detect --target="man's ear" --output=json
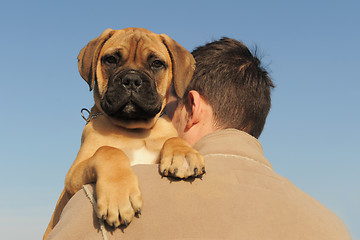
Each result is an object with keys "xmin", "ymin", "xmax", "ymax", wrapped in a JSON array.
[
  {"xmin": 185, "ymin": 90, "xmax": 202, "ymax": 129},
  {"xmin": 160, "ymin": 34, "xmax": 195, "ymax": 98},
  {"xmin": 77, "ymin": 29, "xmax": 115, "ymax": 91}
]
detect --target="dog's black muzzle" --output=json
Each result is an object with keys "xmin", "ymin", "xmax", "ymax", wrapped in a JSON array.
[{"xmin": 101, "ymin": 69, "xmax": 162, "ymax": 121}]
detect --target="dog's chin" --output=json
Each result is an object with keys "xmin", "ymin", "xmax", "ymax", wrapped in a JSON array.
[
  {"xmin": 109, "ymin": 113, "xmax": 161, "ymax": 130},
  {"xmin": 99, "ymin": 95, "xmax": 163, "ymax": 129}
]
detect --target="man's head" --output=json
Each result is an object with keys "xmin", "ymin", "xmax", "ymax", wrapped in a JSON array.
[{"xmin": 166, "ymin": 37, "xmax": 274, "ymax": 145}]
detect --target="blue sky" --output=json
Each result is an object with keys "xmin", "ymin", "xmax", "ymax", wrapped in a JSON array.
[{"xmin": 1, "ymin": 0, "xmax": 359, "ymax": 239}]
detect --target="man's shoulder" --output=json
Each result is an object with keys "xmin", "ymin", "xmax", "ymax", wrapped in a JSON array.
[
  {"xmin": 50, "ymin": 159, "xmax": 351, "ymax": 240},
  {"xmin": 125, "ymin": 158, "xmax": 351, "ymax": 240}
]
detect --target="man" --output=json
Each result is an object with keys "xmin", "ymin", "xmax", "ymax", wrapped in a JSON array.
[{"xmin": 47, "ymin": 38, "xmax": 351, "ymax": 240}]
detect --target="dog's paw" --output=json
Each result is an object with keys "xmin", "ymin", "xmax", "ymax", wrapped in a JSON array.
[
  {"xmin": 160, "ymin": 137, "xmax": 205, "ymax": 178},
  {"xmin": 95, "ymin": 166, "xmax": 142, "ymax": 228}
]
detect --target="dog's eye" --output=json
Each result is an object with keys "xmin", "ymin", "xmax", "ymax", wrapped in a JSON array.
[
  {"xmin": 103, "ymin": 56, "xmax": 117, "ymax": 65},
  {"xmin": 151, "ymin": 60, "xmax": 165, "ymax": 69}
]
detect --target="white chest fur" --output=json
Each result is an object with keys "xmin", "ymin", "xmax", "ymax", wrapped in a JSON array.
[{"xmin": 126, "ymin": 146, "xmax": 160, "ymax": 166}]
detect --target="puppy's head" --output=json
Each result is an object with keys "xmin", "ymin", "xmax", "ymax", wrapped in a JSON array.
[{"xmin": 77, "ymin": 28, "xmax": 195, "ymax": 129}]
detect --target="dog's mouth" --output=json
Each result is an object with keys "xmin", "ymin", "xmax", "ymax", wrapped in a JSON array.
[
  {"xmin": 100, "ymin": 70, "xmax": 163, "ymax": 122},
  {"xmin": 103, "ymin": 97, "xmax": 162, "ymax": 121}
]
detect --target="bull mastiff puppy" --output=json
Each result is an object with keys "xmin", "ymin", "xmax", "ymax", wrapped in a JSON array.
[{"xmin": 43, "ymin": 28, "xmax": 205, "ymax": 239}]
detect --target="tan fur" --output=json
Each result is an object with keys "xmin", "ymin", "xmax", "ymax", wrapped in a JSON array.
[{"xmin": 43, "ymin": 28, "xmax": 204, "ymax": 239}]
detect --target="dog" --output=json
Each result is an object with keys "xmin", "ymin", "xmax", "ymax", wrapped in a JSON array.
[{"xmin": 43, "ymin": 28, "xmax": 205, "ymax": 239}]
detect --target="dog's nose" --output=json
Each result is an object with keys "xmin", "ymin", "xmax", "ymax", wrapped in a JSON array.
[{"xmin": 122, "ymin": 74, "xmax": 142, "ymax": 90}]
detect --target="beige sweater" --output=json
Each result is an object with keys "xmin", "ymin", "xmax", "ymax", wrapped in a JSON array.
[{"xmin": 48, "ymin": 129, "xmax": 351, "ymax": 240}]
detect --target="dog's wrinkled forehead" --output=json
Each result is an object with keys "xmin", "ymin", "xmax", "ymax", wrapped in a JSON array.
[{"xmin": 100, "ymin": 29, "xmax": 170, "ymax": 64}]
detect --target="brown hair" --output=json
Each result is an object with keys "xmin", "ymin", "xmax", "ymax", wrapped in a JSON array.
[{"xmin": 184, "ymin": 37, "xmax": 274, "ymax": 138}]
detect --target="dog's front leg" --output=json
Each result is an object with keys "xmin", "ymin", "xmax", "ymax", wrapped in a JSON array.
[
  {"xmin": 160, "ymin": 137, "xmax": 205, "ymax": 178},
  {"xmin": 65, "ymin": 146, "xmax": 142, "ymax": 227}
]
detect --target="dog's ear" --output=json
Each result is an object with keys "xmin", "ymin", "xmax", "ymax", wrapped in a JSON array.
[
  {"xmin": 160, "ymin": 34, "xmax": 195, "ymax": 98},
  {"xmin": 77, "ymin": 29, "xmax": 115, "ymax": 91}
]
